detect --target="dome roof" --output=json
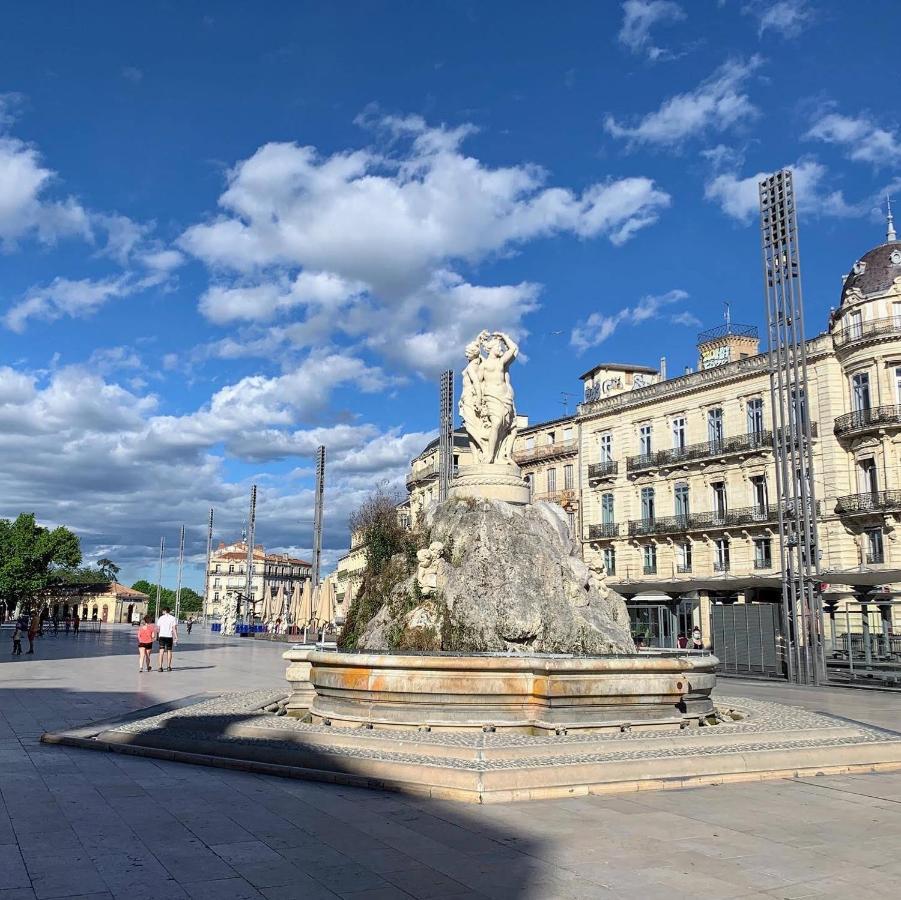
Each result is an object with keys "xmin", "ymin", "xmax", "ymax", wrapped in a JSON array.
[{"xmin": 840, "ymin": 240, "xmax": 901, "ymax": 305}]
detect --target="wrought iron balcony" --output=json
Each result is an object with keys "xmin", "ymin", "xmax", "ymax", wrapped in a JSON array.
[
  {"xmin": 834, "ymin": 405, "xmax": 901, "ymax": 437},
  {"xmin": 754, "ymin": 558, "xmax": 773, "ymax": 570},
  {"xmin": 533, "ymin": 489, "xmax": 578, "ymax": 506},
  {"xmin": 676, "ymin": 564, "xmax": 692, "ymax": 574},
  {"xmin": 833, "ymin": 316, "xmax": 901, "ymax": 349},
  {"xmin": 866, "ymin": 551, "xmax": 886, "ymax": 565},
  {"xmin": 587, "ymin": 522, "xmax": 619, "ymax": 539},
  {"xmin": 513, "ymin": 438, "xmax": 577, "ymax": 465},
  {"xmin": 626, "ymin": 430, "xmax": 773, "ymax": 473},
  {"xmin": 835, "ymin": 491, "xmax": 901, "ymax": 515},
  {"xmin": 587, "ymin": 460, "xmax": 618, "ymax": 480},
  {"xmin": 643, "ymin": 564, "xmax": 657, "ymax": 575},
  {"xmin": 713, "ymin": 560, "xmax": 730, "ymax": 573},
  {"xmin": 626, "ymin": 502, "xmax": 816, "ymax": 537}
]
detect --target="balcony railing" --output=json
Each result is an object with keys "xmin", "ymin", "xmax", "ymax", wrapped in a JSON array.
[
  {"xmin": 513, "ymin": 439, "xmax": 577, "ymax": 465},
  {"xmin": 866, "ymin": 551, "xmax": 886, "ymax": 565},
  {"xmin": 626, "ymin": 430, "xmax": 772, "ymax": 473},
  {"xmin": 587, "ymin": 460, "xmax": 618, "ymax": 480},
  {"xmin": 833, "ymin": 316, "xmax": 901, "ymax": 349},
  {"xmin": 405, "ymin": 460, "xmax": 439, "ymax": 488},
  {"xmin": 643, "ymin": 564, "xmax": 657, "ymax": 575},
  {"xmin": 713, "ymin": 560, "xmax": 730, "ymax": 573},
  {"xmin": 627, "ymin": 502, "xmax": 817, "ymax": 536},
  {"xmin": 676, "ymin": 564, "xmax": 692, "ymax": 574},
  {"xmin": 754, "ymin": 558, "xmax": 773, "ymax": 570},
  {"xmin": 835, "ymin": 491, "xmax": 901, "ymax": 515},
  {"xmin": 587, "ymin": 522, "xmax": 619, "ymax": 539},
  {"xmin": 835, "ymin": 405, "xmax": 901, "ymax": 437}
]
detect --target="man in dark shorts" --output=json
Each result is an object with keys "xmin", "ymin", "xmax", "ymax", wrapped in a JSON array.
[{"xmin": 156, "ymin": 606, "xmax": 178, "ymax": 671}]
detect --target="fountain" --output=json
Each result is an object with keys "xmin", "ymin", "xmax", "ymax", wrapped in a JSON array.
[{"xmin": 286, "ymin": 330, "xmax": 716, "ymax": 733}]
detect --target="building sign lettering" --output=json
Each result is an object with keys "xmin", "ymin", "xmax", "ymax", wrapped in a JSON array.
[{"xmin": 700, "ymin": 345, "xmax": 731, "ymax": 369}]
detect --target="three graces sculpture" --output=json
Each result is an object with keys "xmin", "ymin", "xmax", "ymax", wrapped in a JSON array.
[{"xmin": 459, "ymin": 330, "xmax": 520, "ymax": 465}]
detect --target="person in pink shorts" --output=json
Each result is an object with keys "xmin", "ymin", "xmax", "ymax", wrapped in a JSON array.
[{"xmin": 137, "ymin": 615, "xmax": 157, "ymax": 672}]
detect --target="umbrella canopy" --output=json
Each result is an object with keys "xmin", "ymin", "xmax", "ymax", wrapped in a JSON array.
[
  {"xmin": 300, "ymin": 578, "xmax": 314, "ymax": 625},
  {"xmin": 288, "ymin": 581, "xmax": 302, "ymax": 624},
  {"xmin": 315, "ymin": 579, "xmax": 333, "ymax": 625},
  {"xmin": 274, "ymin": 583, "xmax": 286, "ymax": 622},
  {"xmin": 259, "ymin": 582, "xmax": 273, "ymax": 623}
]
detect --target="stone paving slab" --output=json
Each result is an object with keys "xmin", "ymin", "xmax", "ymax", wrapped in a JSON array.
[{"xmin": 3, "ymin": 625, "xmax": 901, "ymax": 897}]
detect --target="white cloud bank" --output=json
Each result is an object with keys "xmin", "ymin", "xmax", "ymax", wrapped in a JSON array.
[{"xmin": 618, "ymin": 0, "xmax": 686, "ymax": 61}]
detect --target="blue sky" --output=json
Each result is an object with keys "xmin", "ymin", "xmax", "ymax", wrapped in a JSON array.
[{"xmin": 1, "ymin": 1, "xmax": 899, "ymax": 588}]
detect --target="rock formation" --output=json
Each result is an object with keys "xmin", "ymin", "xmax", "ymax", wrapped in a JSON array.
[{"xmin": 359, "ymin": 498, "xmax": 634, "ymax": 655}]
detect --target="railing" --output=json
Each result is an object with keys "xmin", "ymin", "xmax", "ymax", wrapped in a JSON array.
[
  {"xmin": 587, "ymin": 522, "xmax": 619, "ymax": 539},
  {"xmin": 835, "ymin": 405, "xmax": 901, "ymax": 436},
  {"xmin": 833, "ymin": 316, "xmax": 901, "ymax": 349},
  {"xmin": 866, "ymin": 552, "xmax": 886, "ymax": 565},
  {"xmin": 405, "ymin": 461, "xmax": 440, "ymax": 488},
  {"xmin": 513, "ymin": 439, "xmax": 577, "ymax": 465},
  {"xmin": 676, "ymin": 564, "xmax": 692, "ymax": 574},
  {"xmin": 627, "ymin": 502, "xmax": 818, "ymax": 536},
  {"xmin": 713, "ymin": 560, "xmax": 730, "ymax": 573},
  {"xmin": 754, "ymin": 559, "xmax": 773, "ymax": 570},
  {"xmin": 697, "ymin": 323, "xmax": 758, "ymax": 343},
  {"xmin": 643, "ymin": 564, "xmax": 657, "ymax": 575},
  {"xmin": 626, "ymin": 430, "xmax": 772, "ymax": 472},
  {"xmin": 587, "ymin": 460, "xmax": 618, "ymax": 479},
  {"xmin": 835, "ymin": 491, "xmax": 901, "ymax": 515}
]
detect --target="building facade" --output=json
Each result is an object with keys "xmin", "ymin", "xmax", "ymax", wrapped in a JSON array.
[
  {"xmin": 400, "ymin": 223, "xmax": 901, "ymax": 670},
  {"xmin": 46, "ymin": 582, "xmax": 149, "ymax": 623},
  {"xmin": 204, "ymin": 540, "xmax": 311, "ymax": 621}
]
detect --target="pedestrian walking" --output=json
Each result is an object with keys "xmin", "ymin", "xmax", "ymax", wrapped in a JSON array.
[
  {"xmin": 186, "ymin": 617, "xmax": 194, "ymax": 635},
  {"xmin": 26, "ymin": 610, "xmax": 40, "ymax": 654},
  {"xmin": 156, "ymin": 606, "xmax": 178, "ymax": 672},
  {"xmin": 137, "ymin": 615, "xmax": 156, "ymax": 672},
  {"xmin": 64, "ymin": 617, "xmax": 70, "ymax": 634},
  {"xmin": 12, "ymin": 621, "xmax": 23, "ymax": 655},
  {"xmin": 73, "ymin": 612, "xmax": 80, "ymax": 634}
]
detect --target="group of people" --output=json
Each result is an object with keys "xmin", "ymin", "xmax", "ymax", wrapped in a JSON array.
[
  {"xmin": 136, "ymin": 607, "xmax": 179, "ymax": 672},
  {"xmin": 11, "ymin": 609, "xmax": 80, "ymax": 656}
]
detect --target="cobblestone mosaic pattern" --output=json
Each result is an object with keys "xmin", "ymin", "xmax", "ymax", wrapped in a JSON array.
[{"xmin": 92, "ymin": 691, "xmax": 901, "ymax": 772}]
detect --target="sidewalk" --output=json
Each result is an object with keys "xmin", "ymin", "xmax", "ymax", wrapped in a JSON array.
[{"xmin": 1, "ymin": 625, "xmax": 900, "ymax": 899}]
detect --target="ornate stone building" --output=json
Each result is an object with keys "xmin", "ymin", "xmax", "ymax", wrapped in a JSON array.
[{"xmin": 204, "ymin": 540, "xmax": 311, "ymax": 621}]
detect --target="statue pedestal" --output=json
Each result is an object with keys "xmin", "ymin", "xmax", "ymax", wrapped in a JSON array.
[{"xmin": 448, "ymin": 463, "xmax": 530, "ymax": 505}]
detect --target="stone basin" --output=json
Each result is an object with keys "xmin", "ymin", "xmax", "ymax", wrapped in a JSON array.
[{"xmin": 285, "ymin": 649, "xmax": 717, "ymax": 734}]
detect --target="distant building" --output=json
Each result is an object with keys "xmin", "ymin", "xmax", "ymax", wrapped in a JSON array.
[
  {"xmin": 45, "ymin": 582, "xmax": 149, "ymax": 623},
  {"xmin": 204, "ymin": 540, "xmax": 311, "ymax": 621}
]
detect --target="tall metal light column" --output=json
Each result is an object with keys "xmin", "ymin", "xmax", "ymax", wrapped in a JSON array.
[
  {"xmin": 759, "ymin": 168, "xmax": 825, "ymax": 685},
  {"xmin": 174, "ymin": 525, "xmax": 186, "ymax": 620},
  {"xmin": 311, "ymin": 446, "xmax": 326, "ymax": 589},
  {"xmin": 243, "ymin": 485, "xmax": 257, "ymax": 622},
  {"xmin": 438, "ymin": 369, "xmax": 454, "ymax": 501},
  {"xmin": 154, "ymin": 536, "xmax": 165, "ymax": 619},
  {"xmin": 202, "ymin": 507, "xmax": 214, "ymax": 624}
]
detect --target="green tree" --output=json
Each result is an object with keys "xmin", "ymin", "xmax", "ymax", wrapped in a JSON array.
[
  {"xmin": 53, "ymin": 566, "xmax": 108, "ymax": 585},
  {"xmin": 96, "ymin": 557, "xmax": 121, "ymax": 581},
  {"xmin": 0, "ymin": 513, "xmax": 82, "ymax": 615},
  {"xmin": 131, "ymin": 582, "xmax": 204, "ymax": 616}
]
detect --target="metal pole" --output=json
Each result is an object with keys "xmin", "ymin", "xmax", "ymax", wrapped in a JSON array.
[
  {"xmin": 202, "ymin": 507, "xmax": 213, "ymax": 624},
  {"xmin": 312, "ymin": 447, "xmax": 326, "ymax": 589},
  {"xmin": 174, "ymin": 525, "xmax": 185, "ymax": 621},
  {"xmin": 154, "ymin": 536, "xmax": 165, "ymax": 620},
  {"xmin": 439, "ymin": 370, "xmax": 454, "ymax": 501},
  {"xmin": 244, "ymin": 485, "xmax": 257, "ymax": 623}
]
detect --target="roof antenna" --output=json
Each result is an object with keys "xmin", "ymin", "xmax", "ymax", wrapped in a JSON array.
[{"xmin": 887, "ymin": 196, "xmax": 897, "ymax": 243}]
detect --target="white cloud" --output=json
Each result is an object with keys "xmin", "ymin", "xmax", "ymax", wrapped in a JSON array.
[
  {"xmin": 704, "ymin": 158, "xmax": 856, "ymax": 223},
  {"xmin": 806, "ymin": 111, "xmax": 901, "ymax": 169},
  {"xmin": 618, "ymin": 0, "xmax": 685, "ymax": 60},
  {"xmin": 605, "ymin": 56, "xmax": 763, "ymax": 147},
  {"xmin": 121, "ymin": 66, "xmax": 144, "ymax": 83},
  {"xmin": 181, "ymin": 115, "xmax": 670, "ymax": 375},
  {"xmin": 4, "ymin": 276, "xmax": 132, "ymax": 332},
  {"xmin": 745, "ymin": 1, "xmax": 813, "ymax": 38},
  {"xmin": 570, "ymin": 289, "xmax": 690, "ymax": 352}
]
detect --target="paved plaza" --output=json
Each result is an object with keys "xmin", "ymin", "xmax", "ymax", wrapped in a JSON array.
[{"xmin": 1, "ymin": 626, "xmax": 900, "ymax": 899}]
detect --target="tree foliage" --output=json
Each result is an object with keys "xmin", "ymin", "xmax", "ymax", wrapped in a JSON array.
[
  {"xmin": 52, "ymin": 566, "xmax": 109, "ymax": 585},
  {"xmin": 339, "ymin": 486, "xmax": 418, "ymax": 650},
  {"xmin": 96, "ymin": 558, "xmax": 121, "ymax": 580},
  {"xmin": 132, "ymin": 581, "xmax": 204, "ymax": 617},
  {"xmin": 0, "ymin": 513, "xmax": 81, "ymax": 613}
]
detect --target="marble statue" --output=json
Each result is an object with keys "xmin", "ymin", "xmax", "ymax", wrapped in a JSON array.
[
  {"xmin": 459, "ymin": 330, "xmax": 519, "ymax": 465},
  {"xmin": 415, "ymin": 541, "xmax": 445, "ymax": 597},
  {"xmin": 221, "ymin": 594, "xmax": 237, "ymax": 636},
  {"xmin": 450, "ymin": 330, "xmax": 530, "ymax": 505}
]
